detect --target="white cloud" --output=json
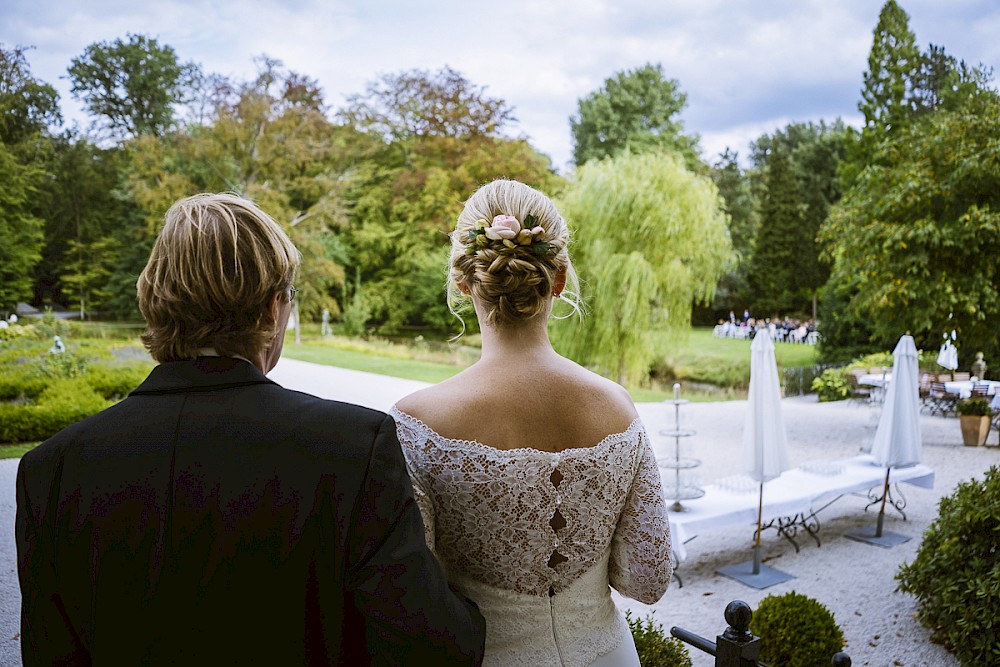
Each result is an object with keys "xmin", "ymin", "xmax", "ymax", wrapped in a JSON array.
[{"xmin": 2, "ymin": 0, "xmax": 998, "ymax": 169}]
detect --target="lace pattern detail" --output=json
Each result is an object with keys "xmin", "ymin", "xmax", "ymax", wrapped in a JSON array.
[{"xmin": 391, "ymin": 405, "xmax": 671, "ymax": 602}]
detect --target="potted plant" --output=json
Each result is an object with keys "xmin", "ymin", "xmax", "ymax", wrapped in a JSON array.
[{"xmin": 956, "ymin": 397, "xmax": 992, "ymax": 446}]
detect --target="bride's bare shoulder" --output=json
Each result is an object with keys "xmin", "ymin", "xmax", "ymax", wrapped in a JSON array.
[
  {"xmin": 394, "ymin": 371, "xmax": 474, "ymax": 420},
  {"xmin": 555, "ymin": 358, "xmax": 639, "ymax": 423}
]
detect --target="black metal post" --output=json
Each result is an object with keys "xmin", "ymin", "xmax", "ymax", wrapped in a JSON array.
[
  {"xmin": 715, "ymin": 601, "xmax": 761, "ymax": 666},
  {"xmin": 671, "ymin": 600, "xmax": 852, "ymax": 667}
]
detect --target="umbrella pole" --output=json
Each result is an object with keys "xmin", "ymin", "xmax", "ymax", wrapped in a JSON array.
[
  {"xmin": 876, "ymin": 468, "xmax": 891, "ymax": 538},
  {"xmin": 753, "ymin": 482, "xmax": 764, "ymax": 575}
]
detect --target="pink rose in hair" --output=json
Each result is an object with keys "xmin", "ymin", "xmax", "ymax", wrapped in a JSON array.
[{"xmin": 485, "ymin": 214, "xmax": 521, "ymax": 240}]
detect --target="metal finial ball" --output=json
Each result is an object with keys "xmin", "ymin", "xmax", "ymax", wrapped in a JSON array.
[
  {"xmin": 724, "ymin": 600, "xmax": 753, "ymax": 633},
  {"xmin": 832, "ymin": 652, "xmax": 852, "ymax": 666}
]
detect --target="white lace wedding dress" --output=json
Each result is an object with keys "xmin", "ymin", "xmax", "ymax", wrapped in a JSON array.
[{"xmin": 391, "ymin": 407, "xmax": 672, "ymax": 667}]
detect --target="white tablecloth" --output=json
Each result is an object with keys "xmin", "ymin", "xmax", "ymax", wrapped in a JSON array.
[
  {"xmin": 858, "ymin": 373, "xmax": 891, "ymax": 387},
  {"xmin": 666, "ymin": 455, "xmax": 934, "ymax": 561},
  {"xmin": 944, "ymin": 379, "xmax": 1000, "ymax": 399}
]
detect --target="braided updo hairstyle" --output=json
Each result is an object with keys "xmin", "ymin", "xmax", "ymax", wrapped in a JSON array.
[{"xmin": 448, "ymin": 179, "xmax": 580, "ymax": 328}]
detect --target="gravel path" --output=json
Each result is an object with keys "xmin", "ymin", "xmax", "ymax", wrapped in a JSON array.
[
  {"xmin": 1, "ymin": 358, "xmax": 995, "ymax": 666},
  {"xmin": 623, "ymin": 396, "xmax": 996, "ymax": 667}
]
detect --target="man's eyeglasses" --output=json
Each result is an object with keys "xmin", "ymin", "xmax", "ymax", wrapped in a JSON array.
[{"xmin": 288, "ymin": 287, "xmax": 298, "ymax": 303}]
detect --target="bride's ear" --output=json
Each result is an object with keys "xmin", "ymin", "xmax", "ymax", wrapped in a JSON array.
[
  {"xmin": 553, "ymin": 268, "xmax": 567, "ymax": 298},
  {"xmin": 457, "ymin": 281, "xmax": 472, "ymax": 295}
]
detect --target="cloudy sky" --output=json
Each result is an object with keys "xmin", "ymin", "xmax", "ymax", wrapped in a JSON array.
[{"xmin": 3, "ymin": 0, "xmax": 999, "ymax": 171}]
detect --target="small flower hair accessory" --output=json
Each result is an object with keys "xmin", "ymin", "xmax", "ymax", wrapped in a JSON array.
[{"xmin": 464, "ymin": 214, "xmax": 553, "ymax": 257}]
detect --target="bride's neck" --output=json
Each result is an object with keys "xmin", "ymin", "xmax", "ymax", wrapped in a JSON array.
[{"xmin": 477, "ymin": 314, "xmax": 556, "ymax": 363}]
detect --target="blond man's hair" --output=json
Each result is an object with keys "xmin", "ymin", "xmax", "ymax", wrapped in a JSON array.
[
  {"xmin": 137, "ymin": 193, "xmax": 300, "ymax": 363},
  {"xmin": 449, "ymin": 179, "xmax": 580, "ymax": 328}
]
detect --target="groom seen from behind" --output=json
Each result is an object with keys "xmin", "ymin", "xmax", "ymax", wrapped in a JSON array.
[{"xmin": 15, "ymin": 193, "xmax": 485, "ymax": 666}]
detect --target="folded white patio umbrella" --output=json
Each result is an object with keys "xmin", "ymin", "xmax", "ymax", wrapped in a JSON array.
[
  {"xmin": 743, "ymin": 329, "xmax": 790, "ymax": 482},
  {"xmin": 850, "ymin": 334, "xmax": 922, "ymax": 547},
  {"xmin": 719, "ymin": 330, "xmax": 793, "ymax": 587},
  {"xmin": 871, "ymin": 335, "xmax": 922, "ymax": 468}
]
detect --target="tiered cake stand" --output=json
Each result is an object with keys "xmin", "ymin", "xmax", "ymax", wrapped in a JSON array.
[{"xmin": 659, "ymin": 384, "xmax": 705, "ymax": 512}]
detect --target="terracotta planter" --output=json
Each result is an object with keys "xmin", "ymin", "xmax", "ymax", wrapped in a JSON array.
[{"xmin": 959, "ymin": 415, "xmax": 991, "ymax": 446}]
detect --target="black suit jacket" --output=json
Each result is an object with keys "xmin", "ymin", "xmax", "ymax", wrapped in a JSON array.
[{"xmin": 16, "ymin": 357, "xmax": 485, "ymax": 665}]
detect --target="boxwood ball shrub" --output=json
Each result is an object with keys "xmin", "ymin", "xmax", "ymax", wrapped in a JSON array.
[
  {"xmin": 749, "ymin": 591, "xmax": 845, "ymax": 667},
  {"xmin": 897, "ymin": 467, "xmax": 1000, "ymax": 666},
  {"xmin": 625, "ymin": 611, "xmax": 692, "ymax": 667}
]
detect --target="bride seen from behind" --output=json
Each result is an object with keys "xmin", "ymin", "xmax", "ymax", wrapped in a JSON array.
[{"xmin": 392, "ymin": 179, "xmax": 671, "ymax": 666}]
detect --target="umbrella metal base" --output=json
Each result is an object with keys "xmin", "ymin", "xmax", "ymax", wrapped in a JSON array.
[
  {"xmin": 717, "ymin": 561, "xmax": 795, "ymax": 589},
  {"xmin": 845, "ymin": 528, "xmax": 911, "ymax": 548}
]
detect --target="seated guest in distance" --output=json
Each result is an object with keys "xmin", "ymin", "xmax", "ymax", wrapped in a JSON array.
[{"xmin": 16, "ymin": 193, "xmax": 485, "ymax": 666}]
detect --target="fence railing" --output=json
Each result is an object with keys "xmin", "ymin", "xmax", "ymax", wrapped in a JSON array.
[
  {"xmin": 671, "ymin": 600, "xmax": 851, "ymax": 667},
  {"xmin": 782, "ymin": 361, "xmax": 849, "ymax": 396}
]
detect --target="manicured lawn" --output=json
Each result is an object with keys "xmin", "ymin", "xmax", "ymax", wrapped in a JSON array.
[
  {"xmin": 654, "ymin": 327, "xmax": 820, "ymax": 390},
  {"xmin": 281, "ymin": 327, "xmax": 820, "ymax": 403},
  {"xmin": 282, "ymin": 343, "xmax": 464, "ymax": 385},
  {"xmin": 0, "ymin": 443, "xmax": 38, "ymax": 459}
]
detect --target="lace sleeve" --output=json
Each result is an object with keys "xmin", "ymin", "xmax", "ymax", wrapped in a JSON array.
[
  {"xmin": 609, "ymin": 429, "xmax": 672, "ymax": 603},
  {"xmin": 394, "ymin": 424, "xmax": 436, "ymax": 552}
]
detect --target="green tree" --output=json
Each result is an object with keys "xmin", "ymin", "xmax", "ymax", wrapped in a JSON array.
[
  {"xmin": 820, "ymin": 92, "xmax": 1000, "ymax": 365},
  {"xmin": 0, "ymin": 44, "xmax": 60, "ymax": 312},
  {"xmin": 859, "ymin": 0, "xmax": 922, "ymax": 137},
  {"xmin": 343, "ymin": 133, "xmax": 561, "ymax": 334},
  {"xmin": 570, "ymin": 63, "xmax": 700, "ymax": 169},
  {"xmin": 36, "ymin": 136, "xmax": 129, "ymax": 315},
  {"xmin": 747, "ymin": 141, "xmax": 804, "ymax": 317},
  {"xmin": 0, "ymin": 44, "xmax": 61, "ymax": 145},
  {"xmin": 710, "ymin": 149, "xmax": 759, "ymax": 314},
  {"xmin": 119, "ymin": 57, "xmax": 351, "ymax": 321},
  {"xmin": 0, "ymin": 143, "xmax": 45, "ymax": 312},
  {"xmin": 337, "ymin": 67, "xmax": 559, "ymax": 334},
  {"xmin": 553, "ymin": 151, "xmax": 731, "ymax": 385},
  {"xmin": 747, "ymin": 121, "xmax": 846, "ymax": 318},
  {"xmin": 68, "ymin": 34, "xmax": 199, "ymax": 141},
  {"xmin": 339, "ymin": 65, "xmax": 515, "ymax": 142}
]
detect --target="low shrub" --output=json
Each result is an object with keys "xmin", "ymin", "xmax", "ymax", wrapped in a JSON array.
[
  {"xmin": 956, "ymin": 397, "xmax": 992, "ymax": 417},
  {"xmin": 897, "ymin": 467, "xmax": 1000, "ymax": 666},
  {"xmin": 0, "ymin": 379, "xmax": 111, "ymax": 443},
  {"xmin": 811, "ymin": 368, "xmax": 850, "ymax": 402},
  {"xmin": 625, "ymin": 611, "xmax": 692, "ymax": 667},
  {"xmin": 35, "ymin": 351, "xmax": 90, "ymax": 378},
  {"xmin": 0, "ymin": 372, "xmax": 47, "ymax": 401},
  {"xmin": 749, "ymin": 591, "xmax": 845, "ymax": 667},
  {"xmin": 85, "ymin": 364, "xmax": 149, "ymax": 399}
]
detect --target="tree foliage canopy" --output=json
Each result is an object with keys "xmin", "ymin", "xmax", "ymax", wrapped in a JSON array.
[
  {"xmin": 570, "ymin": 64, "xmax": 700, "ymax": 169},
  {"xmin": 821, "ymin": 92, "xmax": 1000, "ymax": 363},
  {"xmin": 0, "ymin": 43, "xmax": 57, "ymax": 312},
  {"xmin": 339, "ymin": 66, "xmax": 515, "ymax": 142},
  {"xmin": 747, "ymin": 121, "xmax": 847, "ymax": 317},
  {"xmin": 0, "ymin": 44, "xmax": 60, "ymax": 145},
  {"xmin": 553, "ymin": 152, "xmax": 731, "ymax": 384},
  {"xmin": 68, "ymin": 34, "xmax": 199, "ymax": 141}
]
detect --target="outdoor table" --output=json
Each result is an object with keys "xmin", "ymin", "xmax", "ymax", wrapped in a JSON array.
[
  {"xmin": 665, "ymin": 455, "xmax": 935, "ymax": 564},
  {"xmin": 944, "ymin": 379, "xmax": 1000, "ymax": 399},
  {"xmin": 858, "ymin": 373, "xmax": 891, "ymax": 388}
]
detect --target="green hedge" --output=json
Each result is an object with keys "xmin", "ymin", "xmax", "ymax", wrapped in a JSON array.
[
  {"xmin": 897, "ymin": 467, "xmax": 1000, "ymax": 666},
  {"xmin": 0, "ymin": 333, "xmax": 152, "ymax": 443},
  {"xmin": 0, "ymin": 379, "xmax": 111, "ymax": 443}
]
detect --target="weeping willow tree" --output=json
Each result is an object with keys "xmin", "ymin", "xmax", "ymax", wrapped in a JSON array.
[{"xmin": 553, "ymin": 151, "xmax": 732, "ymax": 385}]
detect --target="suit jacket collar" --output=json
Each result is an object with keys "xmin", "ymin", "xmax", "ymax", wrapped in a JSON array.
[{"xmin": 130, "ymin": 357, "xmax": 278, "ymax": 396}]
